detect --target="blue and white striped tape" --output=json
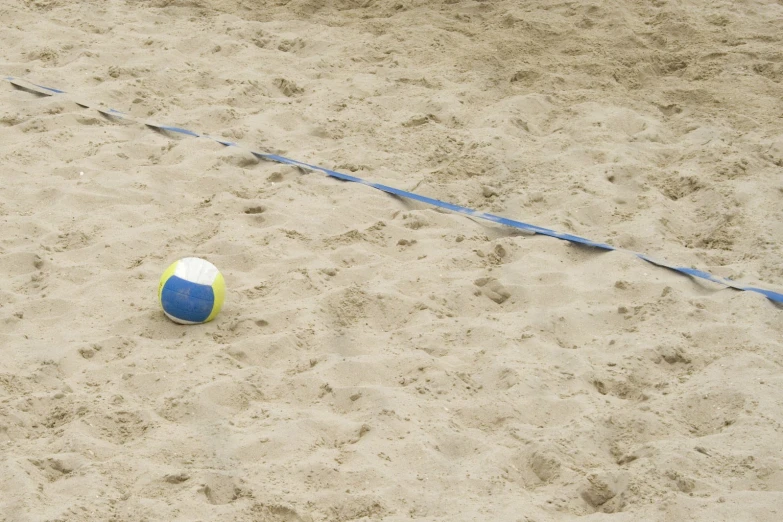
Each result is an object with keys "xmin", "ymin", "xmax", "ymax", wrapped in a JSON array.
[{"xmin": 5, "ymin": 76, "xmax": 782, "ymax": 304}]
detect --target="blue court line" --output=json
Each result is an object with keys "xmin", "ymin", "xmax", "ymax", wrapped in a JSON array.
[{"xmin": 5, "ymin": 76, "xmax": 782, "ymax": 304}]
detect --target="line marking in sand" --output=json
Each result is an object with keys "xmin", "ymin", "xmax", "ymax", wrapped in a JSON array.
[{"xmin": 5, "ymin": 76, "xmax": 782, "ymax": 304}]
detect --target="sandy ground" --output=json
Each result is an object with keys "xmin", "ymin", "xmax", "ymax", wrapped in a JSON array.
[{"xmin": 2, "ymin": 0, "xmax": 783, "ymax": 520}]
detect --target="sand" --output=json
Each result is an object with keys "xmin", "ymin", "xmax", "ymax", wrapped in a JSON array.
[{"xmin": 2, "ymin": 0, "xmax": 783, "ymax": 520}]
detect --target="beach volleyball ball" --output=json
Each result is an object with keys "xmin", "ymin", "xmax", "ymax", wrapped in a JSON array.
[{"xmin": 158, "ymin": 257, "xmax": 225, "ymax": 324}]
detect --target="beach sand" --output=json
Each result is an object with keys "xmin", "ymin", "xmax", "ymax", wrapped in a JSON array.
[{"xmin": 2, "ymin": 0, "xmax": 783, "ymax": 520}]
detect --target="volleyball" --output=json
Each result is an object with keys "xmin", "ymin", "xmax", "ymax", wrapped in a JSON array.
[{"xmin": 158, "ymin": 257, "xmax": 225, "ymax": 324}]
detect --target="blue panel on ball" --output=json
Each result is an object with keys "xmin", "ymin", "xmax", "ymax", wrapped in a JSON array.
[{"xmin": 161, "ymin": 275, "xmax": 214, "ymax": 323}]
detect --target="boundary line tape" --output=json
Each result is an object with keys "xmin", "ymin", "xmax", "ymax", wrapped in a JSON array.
[{"xmin": 5, "ymin": 76, "xmax": 782, "ymax": 304}]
